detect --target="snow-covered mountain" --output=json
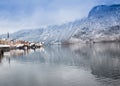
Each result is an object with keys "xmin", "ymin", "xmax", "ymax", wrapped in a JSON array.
[
  {"xmin": 0, "ymin": 21, "xmax": 79, "ymax": 44},
  {"xmin": 0, "ymin": 29, "xmax": 44, "ymax": 41},
  {"xmin": 70, "ymin": 4, "xmax": 120, "ymax": 43},
  {"xmin": 1, "ymin": 4, "xmax": 120, "ymax": 44}
]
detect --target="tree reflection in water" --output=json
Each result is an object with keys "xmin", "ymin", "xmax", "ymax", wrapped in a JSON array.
[
  {"xmin": 68, "ymin": 43, "xmax": 120, "ymax": 79},
  {"xmin": 0, "ymin": 44, "xmax": 120, "ymax": 86}
]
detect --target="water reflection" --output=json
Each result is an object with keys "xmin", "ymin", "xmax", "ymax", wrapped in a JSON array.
[
  {"xmin": 0, "ymin": 43, "xmax": 120, "ymax": 86},
  {"xmin": 1, "ymin": 49, "xmax": 39, "ymax": 64},
  {"xmin": 4, "ymin": 49, "xmax": 34, "ymax": 57},
  {"xmin": 0, "ymin": 53, "xmax": 4, "ymax": 63},
  {"xmin": 69, "ymin": 43, "xmax": 120, "ymax": 79}
]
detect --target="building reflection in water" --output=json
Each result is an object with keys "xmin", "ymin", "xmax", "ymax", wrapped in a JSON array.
[
  {"xmin": 1, "ymin": 43, "xmax": 120, "ymax": 85},
  {"xmin": 0, "ymin": 53, "xmax": 4, "ymax": 63},
  {"xmin": 2, "ymin": 43, "xmax": 120, "ymax": 81},
  {"xmin": 1, "ymin": 48, "xmax": 43, "ymax": 64}
]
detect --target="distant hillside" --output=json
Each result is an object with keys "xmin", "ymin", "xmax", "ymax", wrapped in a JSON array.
[
  {"xmin": 1, "ymin": 4, "xmax": 120, "ymax": 44},
  {"xmin": 70, "ymin": 4, "xmax": 120, "ymax": 43}
]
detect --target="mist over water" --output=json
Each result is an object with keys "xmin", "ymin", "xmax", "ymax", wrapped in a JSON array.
[{"xmin": 0, "ymin": 43, "xmax": 120, "ymax": 86}]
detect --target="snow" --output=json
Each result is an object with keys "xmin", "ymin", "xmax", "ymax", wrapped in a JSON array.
[
  {"xmin": 16, "ymin": 44, "xmax": 24, "ymax": 47},
  {"xmin": 0, "ymin": 45, "xmax": 10, "ymax": 48},
  {"xmin": 0, "ymin": 4, "xmax": 120, "ymax": 44}
]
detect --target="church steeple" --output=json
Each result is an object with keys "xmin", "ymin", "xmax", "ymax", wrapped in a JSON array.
[{"xmin": 7, "ymin": 32, "xmax": 9, "ymax": 39}]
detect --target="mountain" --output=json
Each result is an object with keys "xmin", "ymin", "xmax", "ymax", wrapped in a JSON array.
[
  {"xmin": 0, "ymin": 22, "xmax": 79, "ymax": 44},
  {"xmin": 1, "ymin": 4, "xmax": 120, "ymax": 44},
  {"xmin": 70, "ymin": 4, "xmax": 120, "ymax": 43},
  {"xmin": 0, "ymin": 29, "xmax": 44, "ymax": 42}
]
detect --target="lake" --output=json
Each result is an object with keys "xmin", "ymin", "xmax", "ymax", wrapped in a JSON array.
[{"xmin": 0, "ymin": 43, "xmax": 120, "ymax": 86}]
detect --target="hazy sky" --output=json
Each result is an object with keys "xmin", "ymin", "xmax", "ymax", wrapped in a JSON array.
[{"xmin": 0, "ymin": 0, "xmax": 120, "ymax": 34}]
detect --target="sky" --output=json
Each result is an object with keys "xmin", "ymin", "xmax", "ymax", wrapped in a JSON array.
[{"xmin": 0, "ymin": 0, "xmax": 120, "ymax": 34}]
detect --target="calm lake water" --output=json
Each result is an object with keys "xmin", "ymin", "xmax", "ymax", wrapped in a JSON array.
[{"xmin": 0, "ymin": 43, "xmax": 120, "ymax": 86}]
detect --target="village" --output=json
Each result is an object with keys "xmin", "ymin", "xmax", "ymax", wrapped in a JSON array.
[{"xmin": 0, "ymin": 33, "xmax": 44, "ymax": 54}]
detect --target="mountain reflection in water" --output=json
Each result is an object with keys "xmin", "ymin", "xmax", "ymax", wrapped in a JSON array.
[{"xmin": 0, "ymin": 43, "xmax": 120, "ymax": 86}]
